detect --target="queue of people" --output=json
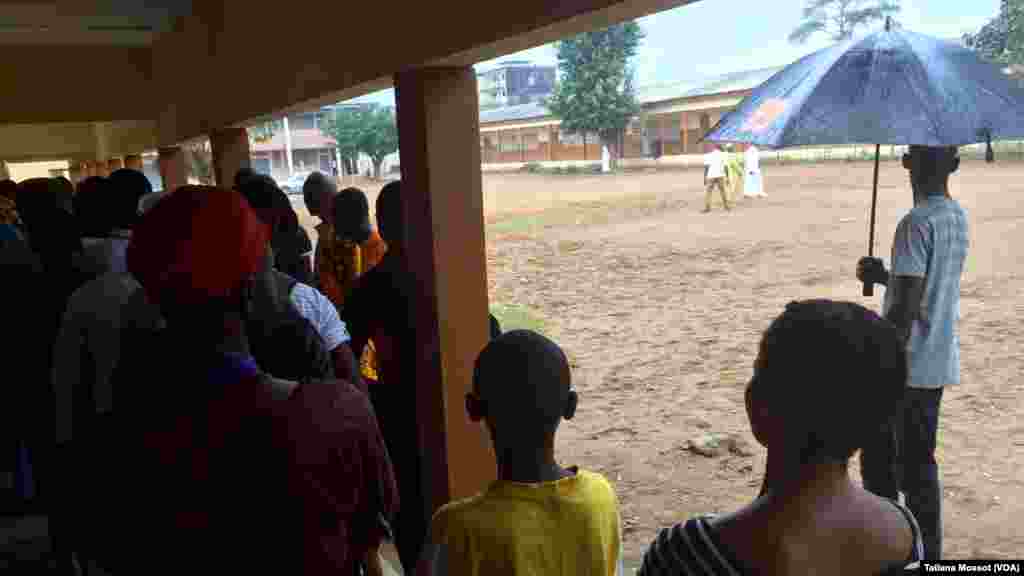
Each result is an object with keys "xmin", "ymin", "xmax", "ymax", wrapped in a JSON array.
[{"xmin": 0, "ymin": 142, "xmax": 964, "ymax": 575}]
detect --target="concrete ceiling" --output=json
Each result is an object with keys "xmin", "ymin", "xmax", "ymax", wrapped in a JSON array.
[{"xmin": 0, "ymin": 0, "xmax": 192, "ymax": 45}]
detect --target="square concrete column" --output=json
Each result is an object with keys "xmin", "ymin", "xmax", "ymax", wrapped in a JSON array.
[
  {"xmin": 91, "ymin": 160, "xmax": 109, "ymax": 178},
  {"xmin": 124, "ymin": 154, "xmax": 144, "ymax": 171},
  {"xmin": 107, "ymin": 157, "xmax": 124, "ymax": 172},
  {"xmin": 210, "ymin": 127, "xmax": 251, "ymax": 188},
  {"xmin": 158, "ymin": 146, "xmax": 188, "ymax": 193},
  {"xmin": 394, "ymin": 66, "xmax": 495, "ymax": 516},
  {"xmin": 68, "ymin": 163, "xmax": 84, "ymax": 185}
]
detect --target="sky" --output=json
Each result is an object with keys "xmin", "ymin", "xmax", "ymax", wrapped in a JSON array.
[{"xmin": 349, "ymin": 0, "xmax": 1000, "ymax": 106}]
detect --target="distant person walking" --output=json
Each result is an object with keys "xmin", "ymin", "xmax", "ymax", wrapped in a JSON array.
[
  {"xmin": 703, "ymin": 145, "xmax": 731, "ymax": 212},
  {"xmin": 857, "ymin": 145, "xmax": 969, "ymax": 560},
  {"xmin": 743, "ymin": 144, "xmax": 766, "ymax": 199}
]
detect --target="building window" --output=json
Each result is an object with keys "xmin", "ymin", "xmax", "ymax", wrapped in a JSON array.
[
  {"xmin": 291, "ymin": 114, "xmax": 316, "ymax": 130},
  {"xmin": 558, "ymin": 130, "xmax": 583, "ymax": 146}
]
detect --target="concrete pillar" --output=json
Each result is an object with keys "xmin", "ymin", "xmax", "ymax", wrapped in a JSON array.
[
  {"xmin": 124, "ymin": 154, "xmax": 144, "ymax": 171},
  {"xmin": 158, "ymin": 146, "xmax": 188, "ymax": 193},
  {"xmin": 394, "ymin": 66, "xmax": 495, "ymax": 516},
  {"xmin": 68, "ymin": 163, "xmax": 84, "ymax": 185},
  {"xmin": 681, "ymin": 111, "xmax": 689, "ymax": 155},
  {"xmin": 91, "ymin": 160, "xmax": 109, "ymax": 178},
  {"xmin": 210, "ymin": 127, "xmax": 251, "ymax": 188},
  {"xmin": 108, "ymin": 157, "xmax": 124, "ymax": 172},
  {"xmin": 283, "ymin": 116, "xmax": 294, "ymax": 177}
]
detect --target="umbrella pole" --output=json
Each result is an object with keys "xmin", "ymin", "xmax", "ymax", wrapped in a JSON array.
[{"xmin": 864, "ymin": 144, "xmax": 881, "ymax": 297}]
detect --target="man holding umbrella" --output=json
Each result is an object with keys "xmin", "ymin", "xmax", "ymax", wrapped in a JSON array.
[
  {"xmin": 699, "ymin": 15, "xmax": 1024, "ymax": 560},
  {"xmin": 857, "ymin": 145, "xmax": 968, "ymax": 560}
]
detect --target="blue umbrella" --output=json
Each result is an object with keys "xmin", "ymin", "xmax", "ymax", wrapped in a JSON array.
[{"xmin": 703, "ymin": 18, "xmax": 1024, "ymax": 296}]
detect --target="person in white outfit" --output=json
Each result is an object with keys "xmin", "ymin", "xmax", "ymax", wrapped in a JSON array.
[
  {"xmin": 744, "ymin": 144, "xmax": 766, "ymax": 198},
  {"xmin": 703, "ymin": 145, "xmax": 731, "ymax": 212}
]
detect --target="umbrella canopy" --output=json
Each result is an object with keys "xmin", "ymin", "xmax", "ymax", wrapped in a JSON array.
[{"xmin": 705, "ymin": 22, "xmax": 1024, "ymax": 149}]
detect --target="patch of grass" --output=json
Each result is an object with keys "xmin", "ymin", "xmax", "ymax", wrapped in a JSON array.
[
  {"xmin": 487, "ymin": 213, "xmax": 548, "ymax": 235},
  {"xmin": 490, "ymin": 302, "xmax": 547, "ymax": 334}
]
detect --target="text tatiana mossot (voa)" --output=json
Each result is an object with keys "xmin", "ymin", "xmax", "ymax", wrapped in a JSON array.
[{"xmin": 919, "ymin": 561, "xmax": 1023, "ymax": 573}]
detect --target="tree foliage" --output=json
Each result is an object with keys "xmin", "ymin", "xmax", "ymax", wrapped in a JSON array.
[
  {"xmin": 789, "ymin": 0, "xmax": 901, "ymax": 44},
  {"xmin": 321, "ymin": 105, "xmax": 399, "ymax": 178},
  {"xmin": 248, "ymin": 119, "xmax": 282, "ymax": 144},
  {"xmin": 964, "ymin": 0, "xmax": 1024, "ymax": 68},
  {"xmin": 546, "ymin": 21, "xmax": 644, "ymax": 164}
]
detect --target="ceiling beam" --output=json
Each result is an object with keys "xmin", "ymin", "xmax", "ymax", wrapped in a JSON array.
[
  {"xmin": 0, "ymin": 45, "xmax": 154, "ymax": 124},
  {"xmin": 152, "ymin": 0, "xmax": 702, "ymax": 144}
]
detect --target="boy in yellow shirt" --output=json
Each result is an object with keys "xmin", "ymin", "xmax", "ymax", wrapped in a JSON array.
[{"xmin": 420, "ymin": 330, "xmax": 624, "ymax": 576}]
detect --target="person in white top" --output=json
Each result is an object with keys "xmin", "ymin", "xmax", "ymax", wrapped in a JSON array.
[
  {"xmin": 743, "ymin": 144, "xmax": 766, "ymax": 198},
  {"xmin": 703, "ymin": 145, "xmax": 731, "ymax": 212}
]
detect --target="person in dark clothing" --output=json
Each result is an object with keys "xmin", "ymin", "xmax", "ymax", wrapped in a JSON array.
[
  {"xmin": 0, "ymin": 224, "xmax": 47, "ymax": 516},
  {"xmin": 17, "ymin": 178, "xmax": 83, "ymax": 275},
  {"xmin": 239, "ymin": 174, "xmax": 314, "ymax": 284},
  {"xmin": 75, "ymin": 171, "xmax": 151, "ymax": 277},
  {"xmin": 234, "ymin": 166, "xmax": 259, "ymax": 190},
  {"xmin": 271, "ymin": 184, "xmax": 315, "ymax": 283},
  {"xmin": 108, "ymin": 168, "xmax": 153, "ymax": 221},
  {"xmin": 0, "ymin": 178, "xmax": 16, "ymax": 201},
  {"xmin": 343, "ymin": 180, "xmax": 425, "ymax": 574},
  {"xmin": 489, "ymin": 314, "xmax": 502, "ymax": 341},
  {"xmin": 13, "ymin": 178, "xmax": 91, "ymax": 572},
  {"xmin": 80, "ymin": 185, "xmax": 398, "ymax": 575}
]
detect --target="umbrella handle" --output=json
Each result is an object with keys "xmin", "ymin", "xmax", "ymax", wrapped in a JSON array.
[{"xmin": 864, "ymin": 144, "xmax": 881, "ymax": 299}]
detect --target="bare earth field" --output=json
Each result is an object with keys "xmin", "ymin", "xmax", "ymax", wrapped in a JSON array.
[{"xmin": 299, "ymin": 161, "xmax": 1024, "ymax": 565}]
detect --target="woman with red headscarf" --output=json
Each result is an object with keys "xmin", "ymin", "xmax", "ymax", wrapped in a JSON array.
[{"xmin": 74, "ymin": 186, "xmax": 397, "ymax": 575}]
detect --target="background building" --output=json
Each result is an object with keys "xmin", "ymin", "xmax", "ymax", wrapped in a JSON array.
[
  {"xmin": 478, "ymin": 61, "xmax": 556, "ymax": 109},
  {"xmin": 479, "ymin": 66, "xmax": 783, "ymax": 165},
  {"xmin": 248, "ymin": 103, "xmax": 400, "ymax": 184},
  {"xmin": 250, "ymin": 107, "xmax": 339, "ymax": 182}
]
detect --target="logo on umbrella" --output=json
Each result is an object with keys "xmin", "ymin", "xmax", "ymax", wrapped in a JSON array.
[{"xmin": 742, "ymin": 98, "xmax": 788, "ymax": 133}]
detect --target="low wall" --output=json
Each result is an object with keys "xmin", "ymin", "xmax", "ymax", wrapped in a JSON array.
[
  {"xmin": 480, "ymin": 142, "xmax": 1024, "ymax": 173},
  {"xmin": 482, "ymin": 159, "xmax": 601, "ymax": 173}
]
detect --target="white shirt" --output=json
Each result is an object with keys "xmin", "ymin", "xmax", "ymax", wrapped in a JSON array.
[
  {"xmin": 704, "ymin": 149, "xmax": 725, "ymax": 179},
  {"xmin": 882, "ymin": 197, "xmax": 969, "ymax": 388},
  {"xmin": 745, "ymin": 146, "xmax": 761, "ymax": 173},
  {"xmin": 288, "ymin": 282, "xmax": 350, "ymax": 351},
  {"xmin": 53, "ymin": 272, "xmax": 163, "ymax": 444}
]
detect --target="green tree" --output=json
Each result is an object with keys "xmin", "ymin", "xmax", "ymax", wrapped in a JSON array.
[
  {"xmin": 964, "ymin": 0, "xmax": 1024, "ymax": 67},
  {"xmin": 248, "ymin": 119, "xmax": 282, "ymax": 144},
  {"xmin": 357, "ymin": 106, "xmax": 399, "ymax": 179},
  {"xmin": 789, "ymin": 0, "xmax": 901, "ymax": 44},
  {"xmin": 546, "ymin": 21, "xmax": 644, "ymax": 166},
  {"xmin": 321, "ymin": 105, "xmax": 398, "ymax": 178},
  {"xmin": 322, "ymin": 108, "xmax": 362, "ymax": 175}
]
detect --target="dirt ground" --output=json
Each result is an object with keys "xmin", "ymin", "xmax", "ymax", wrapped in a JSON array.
[{"xmin": 298, "ymin": 161, "xmax": 1024, "ymax": 564}]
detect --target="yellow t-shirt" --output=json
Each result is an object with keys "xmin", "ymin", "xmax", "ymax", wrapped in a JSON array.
[{"xmin": 430, "ymin": 469, "xmax": 622, "ymax": 576}]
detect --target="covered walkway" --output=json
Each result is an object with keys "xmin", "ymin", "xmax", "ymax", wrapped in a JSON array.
[{"xmin": 0, "ymin": 0, "xmax": 699, "ymax": 569}]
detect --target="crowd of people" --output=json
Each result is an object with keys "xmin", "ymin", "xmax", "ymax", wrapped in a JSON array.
[{"xmin": 0, "ymin": 143, "xmax": 964, "ymax": 575}]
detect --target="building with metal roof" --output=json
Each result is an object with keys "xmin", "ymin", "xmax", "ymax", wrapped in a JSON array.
[{"xmin": 479, "ymin": 65, "xmax": 786, "ymax": 164}]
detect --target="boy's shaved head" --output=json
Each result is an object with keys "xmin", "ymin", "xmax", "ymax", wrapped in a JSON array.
[{"xmin": 472, "ymin": 330, "xmax": 573, "ymax": 442}]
